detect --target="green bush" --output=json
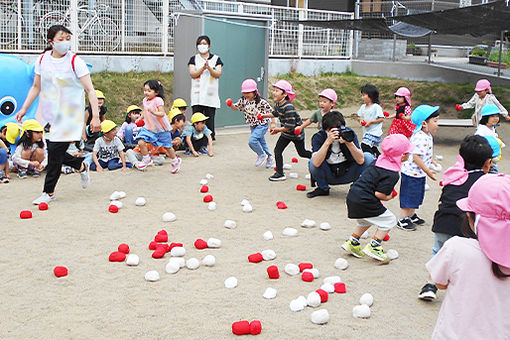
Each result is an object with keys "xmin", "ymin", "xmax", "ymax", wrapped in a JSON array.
[
  {"xmin": 488, "ymin": 50, "xmax": 510, "ymax": 64},
  {"xmin": 470, "ymin": 47, "xmax": 487, "ymax": 57}
]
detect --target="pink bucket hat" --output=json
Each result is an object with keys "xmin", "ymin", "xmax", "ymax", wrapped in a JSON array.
[
  {"xmin": 474, "ymin": 79, "xmax": 492, "ymax": 94},
  {"xmin": 241, "ymin": 78, "xmax": 259, "ymax": 95},
  {"xmin": 319, "ymin": 88, "xmax": 338, "ymax": 103},
  {"xmin": 456, "ymin": 174, "xmax": 510, "ymax": 268},
  {"xmin": 375, "ymin": 134, "xmax": 415, "ymax": 172},
  {"xmin": 441, "ymin": 155, "xmax": 468, "ymax": 186},
  {"xmin": 272, "ymin": 80, "xmax": 296, "ymax": 102},
  {"xmin": 394, "ymin": 87, "xmax": 411, "ymax": 106}
]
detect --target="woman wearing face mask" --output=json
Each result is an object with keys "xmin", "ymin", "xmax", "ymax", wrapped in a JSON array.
[
  {"xmin": 188, "ymin": 35, "xmax": 223, "ymax": 140},
  {"xmin": 15, "ymin": 25, "xmax": 101, "ymax": 205}
]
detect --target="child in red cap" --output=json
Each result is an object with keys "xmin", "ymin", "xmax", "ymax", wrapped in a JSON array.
[
  {"xmin": 342, "ymin": 134, "xmax": 414, "ymax": 262},
  {"xmin": 426, "ymin": 174, "xmax": 510, "ymax": 339}
]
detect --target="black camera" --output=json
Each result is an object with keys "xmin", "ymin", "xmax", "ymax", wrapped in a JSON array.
[{"xmin": 333, "ymin": 125, "xmax": 354, "ymax": 143}]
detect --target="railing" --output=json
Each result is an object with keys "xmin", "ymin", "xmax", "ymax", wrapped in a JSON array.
[{"xmin": 0, "ymin": 0, "xmax": 353, "ymax": 58}]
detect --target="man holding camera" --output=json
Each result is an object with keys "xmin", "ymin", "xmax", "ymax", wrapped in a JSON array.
[{"xmin": 307, "ymin": 111, "xmax": 375, "ymax": 198}]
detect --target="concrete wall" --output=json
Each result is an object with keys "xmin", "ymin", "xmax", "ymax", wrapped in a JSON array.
[{"xmin": 357, "ymin": 39, "xmax": 406, "ymax": 61}]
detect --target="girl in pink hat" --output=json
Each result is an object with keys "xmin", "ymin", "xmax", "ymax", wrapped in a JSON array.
[
  {"xmin": 342, "ymin": 134, "xmax": 414, "ymax": 262},
  {"xmin": 295, "ymin": 88, "xmax": 337, "ymax": 134},
  {"xmin": 455, "ymin": 79, "xmax": 509, "ymax": 126},
  {"xmin": 426, "ymin": 173, "xmax": 510, "ymax": 339},
  {"xmin": 387, "ymin": 87, "xmax": 416, "ymax": 138},
  {"xmin": 226, "ymin": 79, "xmax": 275, "ymax": 168},
  {"xmin": 258, "ymin": 79, "xmax": 311, "ymax": 181}
]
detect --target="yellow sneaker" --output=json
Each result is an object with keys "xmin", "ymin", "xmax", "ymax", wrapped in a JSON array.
[
  {"xmin": 342, "ymin": 240, "xmax": 364, "ymax": 258},
  {"xmin": 362, "ymin": 243, "xmax": 388, "ymax": 261}
]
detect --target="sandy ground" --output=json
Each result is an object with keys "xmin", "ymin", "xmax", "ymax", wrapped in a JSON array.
[{"xmin": 2, "ymin": 111, "xmax": 509, "ymax": 339}]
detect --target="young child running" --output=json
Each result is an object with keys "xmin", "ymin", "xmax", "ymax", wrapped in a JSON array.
[
  {"xmin": 117, "ymin": 105, "xmax": 143, "ymax": 147},
  {"xmin": 182, "ymin": 112, "xmax": 214, "ymax": 157},
  {"xmin": 259, "ymin": 80, "xmax": 311, "ymax": 181},
  {"xmin": 357, "ymin": 84, "xmax": 384, "ymax": 158},
  {"xmin": 456, "ymin": 78, "xmax": 509, "ymax": 126},
  {"xmin": 342, "ymin": 134, "xmax": 414, "ymax": 262},
  {"xmin": 296, "ymin": 88, "xmax": 337, "ymax": 133},
  {"xmin": 475, "ymin": 104, "xmax": 505, "ymax": 173},
  {"xmin": 135, "ymin": 80, "xmax": 181, "ymax": 173},
  {"xmin": 13, "ymin": 119, "xmax": 47, "ymax": 179},
  {"xmin": 91, "ymin": 120, "xmax": 131, "ymax": 171},
  {"xmin": 226, "ymin": 78, "xmax": 274, "ymax": 167},
  {"xmin": 387, "ymin": 87, "xmax": 416, "ymax": 138},
  {"xmin": 426, "ymin": 174, "xmax": 510, "ymax": 339},
  {"xmin": 398, "ymin": 105, "xmax": 440, "ymax": 230},
  {"xmin": 418, "ymin": 135, "xmax": 492, "ymax": 301}
]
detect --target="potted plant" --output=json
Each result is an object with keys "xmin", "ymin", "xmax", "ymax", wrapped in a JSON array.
[
  {"xmin": 487, "ymin": 50, "xmax": 510, "ymax": 69},
  {"xmin": 406, "ymin": 43, "xmax": 422, "ymax": 56},
  {"xmin": 469, "ymin": 47, "xmax": 488, "ymax": 65}
]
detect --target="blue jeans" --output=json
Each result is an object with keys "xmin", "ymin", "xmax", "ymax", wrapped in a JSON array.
[
  {"xmin": 249, "ymin": 124, "xmax": 272, "ymax": 157},
  {"xmin": 431, "ymin": 232, "xmax": 451, "ymax": 257},
  {"xmin": 308, "ymin": 152, "xmax": 375, "ymax": 190},
  {"xmin": 0, "ymin": 148, "xmax": 7, "ymax": 165},
  {"xmin": 124, "ymin": 126, "xmax": 135, "ymax": 144},
  {"xmin": 90, "ymin": 158, "xmax": 132, "ymax": 171}
]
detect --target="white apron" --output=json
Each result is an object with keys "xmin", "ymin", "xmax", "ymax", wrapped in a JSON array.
[
  {"xmin": 38, "ymin": 51, "xmax": 86, "ymax": 142},
  {"xmin": 190, "ymin": 53, "xmax": 220, "ymax": 108}
]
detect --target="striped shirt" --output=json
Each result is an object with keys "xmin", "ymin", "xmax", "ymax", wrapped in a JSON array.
[
  {"xmin": 273, "ymin": 100, "xmax": 304, "ymax": 140},
  {"xmin": 142, "ymin": 96, "xmax": 171, "ymax": 133}
]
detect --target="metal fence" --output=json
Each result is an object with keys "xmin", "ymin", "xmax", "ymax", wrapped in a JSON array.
[{"xmin": 0, "ymin": 0, "xmax": 353, "ymax": 58}]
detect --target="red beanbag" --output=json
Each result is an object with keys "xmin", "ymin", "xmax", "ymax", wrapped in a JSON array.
[
  {"xmin": 361, "ymin": 121, "xmax": 367, "ymax": 126},
  {"xmin": 109, "ymin": 251, "xmax": 126, "ymax": 262},
  {"xmin": 296, "ymin": 184, "xmax": 306, "ymax": 191},
  {"xmin": 383, "ymin": 234, "xmax": 390, "ymax": 241},
  {"xmin": 108, "ymin": 205, "xmax": 119, "ymax": 213},
  {"xmin": 155, "ymin": 233, "xmax": 168, "ymax": 242},
  {"xmin": 194, "ymin": 239, "xmax": 208, "ymax": 250},
  {"xmin": 298, "ymin": 263, "xmax": 313, "ymax": 272},
  {"xmin": 291, "ymin": 157, "xmax": 298, "ymax": 163},
  {"xmin": 334, "ymin": 282, "xmax": 346, "ymax": 293},
  {"xmin": 455, "ymin": 104, "xmax": 462, "ymax": 111},
  {"xmin": 118, "ymin": 243, "xmax": 130, "ymax": 254},
  {"xmin": 276, "ymin": 201, "xmax": 287, "ymax": 209},
  {"xmin": 391, "ymin": 189, "xmax": 398, "ymax": 198},
  {"xmin": 248, "ymin": 253, "xmax": 263, "ymax": 263},
  {"xmin": 383, "ymin": 111, "xmax": 390, "ymax": 117},
  {"xmin": 203, "ymin": 195, "xmax": 213, "ymax": 203},
  {"xmin": 38, "ymin": 202, "xmax": 48, "ymax": 211},
  {"xmin": 158, "ymin": 229, "xmax": 168, "ymax": 236},
  {"xmin": 200, "ymin": 185, "xmax": 209, "ymax": 193},
  {"xmin": 316, "ymin": 289, "xmax": 328, "ymax": 303},
  {"xmin": 226, "ymin": 98, "xmax": 233, "ymax": 107},
  {"xmin": 136, "ymin": 119, "xmax": 145, "ymax": 127},
  {"xmin": 149, "ymin": 241, "xmax": 157, "ymax": 250},
  {"xmin": 301, "ymin": 271, "xmax": 314, "ymax": 282},
  {"xmin": 169, "ymin": 242, "xmax": 182, "ymax": 250},
  {"xmin": 53, "ymin": 266, "xmax": 68, "ymax": 277},
  {"xmin": 156, "ymin": 243, "xmax": 170, "ymax": 253},
  {"xmin": 20, "ymin": 210, "xmax": 32, "ymax": 219},
  {"xmin": 267, "ymin": 265, "xmax": 280, "ymax": 279},
  {"xmin": 250, "ymin": 320, "xmax": 262, "ymax": 335},
  {"xmin": 152, "ymin": 249, "xmax": 165, "ymax": 259},
  {"xmin": 232, "ymin": 320, "xmax": 250, "ymax": 335}
]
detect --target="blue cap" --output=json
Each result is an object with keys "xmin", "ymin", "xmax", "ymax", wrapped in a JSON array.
[
  {"xmin": 411, "ymin": 105, "xmax": 440, "ymax": 133},
  {"xmin": 481, "ymin": 104, "xmax": 501, "ymax": 117},
  {"xmin": 484, "ymin": 135, "xmax": 501, "ymax": 158}
]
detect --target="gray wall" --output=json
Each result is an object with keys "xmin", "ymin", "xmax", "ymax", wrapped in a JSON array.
[{"xmin": 357, "ymin": 39, "xmax": 406, "ymax": 60}]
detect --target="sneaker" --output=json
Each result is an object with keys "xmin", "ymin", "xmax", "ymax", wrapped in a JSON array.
[
  {"xmin": 80, "ymin": 162, "xmax": 90, "ymax": 189},
  {"xmin": 184, "ymin": 150, "xmax": 191, "ymax": 155},
  {"xmin": 171, "ymin": 157, "xmax": 182, "ymax": 174},
  {"xmin": 32, "ymin": 192, "xmax": 55, "ymax": 205},
  {"xmin": 142, "ymin": 156, "xmax": 154, "ymax": 166},
  {"xmin": 198, "ymin": 147, "xmax": 208, "ymax": 155},
  {"xmin": 152, "ymin": 156, "xmax": 165, "ymax": 166},
  {"xmin": 306, "ymin": 187, "xmax": 330, "ymax": 198},
  {"xmin": 362, "ymin": 243, "xmax": 388, "ymax": 261},
  {"xmin": 255, "ymin": 154, "xmax": 267, "ymax": 167},
  {"xmin": 397, "ymin": 217, "xmax": 417, "ymax": 231},
  {"xmin": 269, "ymin": 172, "xmax": 286, "ymax": 181},
  {"xmin": 18, "ymin": 169, "xmax": 28, "ymax": 179},
  {"xmin": 31, "ymin": 170, "xmax": 41, "ymax": 178},
  {"xmin": 0, "ymin": 170, "xmax": 9, "ymax": 183},
  {"xmin": 266, "ymin": 156, "xmax": 274, "ymax": 168},
  {"xmin": 418, "ymin": 283, "xmax": 438, "ymax": 301},
  {"xmin": 410, "ymin": 213, "xmax": 426, "ymax": 225},
  {"xmin": 341, "ymin": 240, "xmax": 365, "ymax": 258},
  {"xmin": 134, "ymin": 161, "xmax": 147, "ymax": 171}
]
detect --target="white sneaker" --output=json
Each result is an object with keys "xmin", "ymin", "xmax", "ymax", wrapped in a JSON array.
[
  {"xmin": 171, "ymin": 157, "xmax": 182, "ymax": 174},
  {"xmin": 255, "ymin": 154, "xmax": 267, "ymax": 167},
  {"xmin": 135, "ymin": 161, "xmax": 147, "ymax": 171},
  {"xmin": 142, "ymin": 155, "xmax": 154, "ymax": 167},
  {"xmin": 32, "ymin": 192, "xmax": 55, "ymax": 205},
  {"xmin": 266, "ymin": 156, "xmax": 274, "ymax": 168},
  {"xmin": 80, "ymin": 162, "xmax": 90, "ymax": 189}
]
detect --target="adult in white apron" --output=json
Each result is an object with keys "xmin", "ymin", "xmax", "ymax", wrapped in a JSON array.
[
  {"xmin": 15, "ymin": 25, "xmax": 101, "ymax": 205},
  {"xmin": 188, "ymin": 35, "xmax": 223, "ymax": 140}
]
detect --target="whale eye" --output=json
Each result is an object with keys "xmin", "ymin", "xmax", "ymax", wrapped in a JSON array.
[{"xmin": 0, "ymin": 96, "xmax": 17, "ymax": 116}]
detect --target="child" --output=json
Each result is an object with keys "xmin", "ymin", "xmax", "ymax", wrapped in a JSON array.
[
  {"xmin": 357, "ymin": 84, "xmax": 384, "ymax": 158},
  {"xmin": 135, "ymin": 80, "xmax": 181, "ymax": 173},
  {"xmin": 475, "ymin": 104, "xmax": 505, "ymax": 173},
  {"xmin": 0, "ymin": 138, "xmax": 9, "ymax": 183},
  {"xmin": 182, "ymin": 112, "xmax": 214, "ymax": 157},
  {"xmin": 61, "ymin": 140, "xmax": 84, "ymax": 174},
  {"xmin": 418, "ymin": 135, "xmax": 492, "ymax": 300},
  {"xmin": 0, "ymin": 122, "xmax": 22, "ymax": 183},
  {"xmin": 426, "ymin": 174, "xmax": 510, "ymax": 339},
  {"xmin": 168, "ymin": 107, "xmax": 186, "ymax": 150},
  {"xmin": 296, "ymin": 88, "xmax": 337, "ymax": 133},
  {"xmin": 259, "ymin": 80, "xmax": 311, "ymax": 181},
  {"xmin": 456, "ymin": 79, "xmax": 509, "ymax": 127},
  {"xmin": 226, "ymin": 78, "xmax": 274, "ymax": 167},
  {"xmin": 398, "ymin": 105, "xmax": 440, "ymax": 230},
  {"xmin": 13, "ymin": 119, "xmax": 47, "ymax": 178},
  {"xmin": 83, "ymin": 89, "xmax": 108, "ymax": 151},
  {"xmin": 387, "ymin": 87, "xmax": 416, "ymax": 138},
  {"xmin": 342, "ymin": 134, "xmax": 414, "ymax": 262},
  {"xmin": 117, "ymin": 105, "xmax": 143, "ymax": 146},
  {"xmin": 171, "ymin": 98, "xmax": 188, "ymax": 114},
  {"xmin": 91, "ymin": 120, "xmax": 131, "ymax": 172}
]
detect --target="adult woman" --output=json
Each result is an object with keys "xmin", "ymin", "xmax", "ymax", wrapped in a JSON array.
[
  {"xmin": 15, "ymin": 25, "xmax": 100, "ymax": 205},
  {"xmin": 188, "ymin": 35, "xmax": 223, "ymax": 140}
]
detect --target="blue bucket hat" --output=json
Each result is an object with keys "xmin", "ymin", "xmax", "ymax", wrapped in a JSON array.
[
  {"xmin": 481, "ymin": 104, "xmax": 501, "ymax": 117},
  {"xmin": 411, "ymin": 105, "xmax": 440, "ymax": 133},
  {"xmin": 484, "ymin": 135, "xmax": 501, "ymax": 158}
]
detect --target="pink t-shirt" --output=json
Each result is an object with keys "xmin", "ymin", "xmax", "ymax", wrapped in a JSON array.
[
  {"xmin": 142, "ymin": 96, "xmax": 171, "ymax": 133},
  {"xmin": 426, "ymin": 237, "xmax": 510, "ymax": 339}
]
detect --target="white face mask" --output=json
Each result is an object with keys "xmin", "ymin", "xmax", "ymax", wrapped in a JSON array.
[
  {"xmin": 197, "ymin": 44, "xmax": 209, "ymax": 54},
  {"xmin": 53, "ymin": 40, "xmax": 71, "ymax": 55}
]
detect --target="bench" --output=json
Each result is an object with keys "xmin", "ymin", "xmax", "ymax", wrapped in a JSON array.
[{"xmin": 438, "ymin": 119, "xmax": 473, "ymax": 128}]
